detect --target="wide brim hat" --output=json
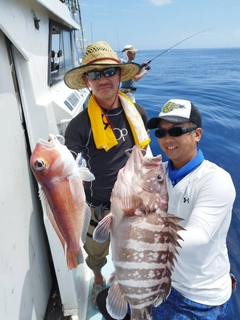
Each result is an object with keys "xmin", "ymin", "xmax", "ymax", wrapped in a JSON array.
[
  {"xmin": 122, "ymin": 45, "xmax": 139, "ymax": 52},
  {"xmin": 64, "ymin": 41, "xmax": 140, "ymax": 89},
  {"xmin": 147, "ymin": 99, "xmax": 202, "ymax": 129}
]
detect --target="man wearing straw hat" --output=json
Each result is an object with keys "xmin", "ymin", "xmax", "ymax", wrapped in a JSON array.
[
  {"xmin": 120, "ymin": 44, "xmax": 150, "ymax": 102},
  {"xmin": 64, "ymin": 41, "xmax": 150, "ymax": 309}
]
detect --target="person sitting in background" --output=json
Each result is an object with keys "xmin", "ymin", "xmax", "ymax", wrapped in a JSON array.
[
  {"xmin": 96, "ymin": 99, "xmax": 236, "ymax": 319},
  {"xmin": 120, "ymin": 44, "xmax": 150, "ymax": 102},
  {"xmin": 63, "ymin": 41, "xmax": 150, "ymax": 309}
]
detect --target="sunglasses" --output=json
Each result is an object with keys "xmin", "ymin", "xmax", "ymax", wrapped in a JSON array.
[
  {"xmin": 155, "ymin": 126, "xmax": 198, "ymax": 139},
  {"xmin": 85, "ymin": 67, "xmax": 118, "ymax": 81}
]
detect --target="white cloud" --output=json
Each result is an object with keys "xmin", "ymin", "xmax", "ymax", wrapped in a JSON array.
[{"xmin": 148, "ymin": 0, "xmax": 172, "ymax": 6}]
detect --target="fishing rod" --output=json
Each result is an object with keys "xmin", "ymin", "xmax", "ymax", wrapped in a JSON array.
[{"xmin": 146, "ymin": 27, "xmax": 215, "ymax": 65}]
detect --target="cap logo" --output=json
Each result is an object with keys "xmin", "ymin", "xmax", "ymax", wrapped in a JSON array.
[{"xmin": 162, "ymin": 101, "xmax": 186, "ymax": 114}]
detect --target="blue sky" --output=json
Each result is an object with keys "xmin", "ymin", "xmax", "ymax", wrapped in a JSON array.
[{"xmin": 80, "ymin": 0, "xmax": 240, "ymax": 51}]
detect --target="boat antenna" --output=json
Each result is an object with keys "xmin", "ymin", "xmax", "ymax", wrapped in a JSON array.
[
  {"xmin": 116, "ymin": 26, "xmax": 120, "ymax": 54},
  {"xmin": 147, "ymin": 27, "xmax": 215, "ymax": 64}
]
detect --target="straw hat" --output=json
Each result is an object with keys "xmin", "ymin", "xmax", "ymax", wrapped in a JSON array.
[
  {"xmin": 64, "ymin": 41, "xmax": 140, "ymax": 89},
  {"xmin": 122, "ymin": 45, "xmax": 139, "ymax": 52}
]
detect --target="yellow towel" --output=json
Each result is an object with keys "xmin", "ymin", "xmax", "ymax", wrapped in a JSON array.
[{"xmin": 87, "ymin": 92, "xmax": 150, "ymax": 151}]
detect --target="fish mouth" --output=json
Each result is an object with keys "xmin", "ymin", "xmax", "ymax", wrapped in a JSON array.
[
  {"xmin": 123, "ymin": 145, "xmax": 146, "ymax": 174},
  {"xmin": 38, "ymin": 134, "xmax": 65, "ymax": 149}
]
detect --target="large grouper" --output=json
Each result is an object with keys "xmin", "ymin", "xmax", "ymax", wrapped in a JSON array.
[
  {"xmin": 93, "ymin": 144, "xmax": 184, "ymax": 320},
  {"xmin": 30, "ymin": 134, "xmax": 95, "ymax": 270}
]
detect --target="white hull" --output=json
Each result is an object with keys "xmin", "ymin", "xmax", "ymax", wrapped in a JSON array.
[{"xmin": 0, "ymin": 0, "xmax": 91, "ymax": 319}]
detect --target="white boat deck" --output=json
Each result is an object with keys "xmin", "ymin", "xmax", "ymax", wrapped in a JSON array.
[
  {"xmin": 45, "ymin": 250, "xmax": 114, "ymax": 320},
  {"xmin": 86, "ymin": 258, "xmax": 115, "ymax": 320}
]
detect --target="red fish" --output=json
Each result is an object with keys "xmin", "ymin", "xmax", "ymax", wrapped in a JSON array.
[
  {"xmin": 30, "ymin": 134, "xmax": 94, "ymax": 270},
  {"xmin": 93, "ymin": 145, "xmax": 184, "ymax": 319}
]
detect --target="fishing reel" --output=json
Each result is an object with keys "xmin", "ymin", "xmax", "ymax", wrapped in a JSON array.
[{"xmin": 141, "ymin": 63, "xmax": 151, "ymax": 71}]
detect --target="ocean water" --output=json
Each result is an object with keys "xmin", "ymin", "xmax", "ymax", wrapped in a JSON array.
[{"xmin": 134, "ymin": 47, "xmax": 240, "ymax": 319}]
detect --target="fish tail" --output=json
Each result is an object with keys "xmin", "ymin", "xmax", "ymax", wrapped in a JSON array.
[{"xmin": 67, "ymin": 248, "xmax": 84, "ymax": 270}]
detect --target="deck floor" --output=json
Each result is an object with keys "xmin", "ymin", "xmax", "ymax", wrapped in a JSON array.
[
  {"xmin": 45, "ymin": 256, "xmax": 114, "ymax": 320},
  {"xmin": 86, "ymin": 256, "xmax": 115, "ymax": 319}
]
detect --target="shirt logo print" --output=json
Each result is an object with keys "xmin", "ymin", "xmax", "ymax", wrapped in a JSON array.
[
  {"xmin": 183, "ymin": 197, "xmax": 190, "ymax": 203},
  {"xmin": 101, "ymin": 114, "xmax": 109, "ymax": 130},
  {"xmin": 114, "ymin": 127, "xmax": 128, "ymax": 141}
]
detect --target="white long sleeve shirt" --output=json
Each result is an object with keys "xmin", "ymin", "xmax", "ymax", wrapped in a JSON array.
[{"xmin": 163, "ymin": 159, "xmax": 236, "ymax": 305}]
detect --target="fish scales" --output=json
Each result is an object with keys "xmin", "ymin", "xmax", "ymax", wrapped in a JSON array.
[{"xmin": 93, "ymin": 145, "xmax": 184, "ymax": 319}]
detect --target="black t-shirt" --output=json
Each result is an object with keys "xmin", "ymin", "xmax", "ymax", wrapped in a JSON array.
[{"xmin": 65, "ymin": 102, "xmax": 148, "ymax": 205}]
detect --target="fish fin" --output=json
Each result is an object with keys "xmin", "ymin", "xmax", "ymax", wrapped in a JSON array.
[
  {"xmin": 167, "ymin": 214, "xmax": 185, "ymax": 235},
  {"xmin": 106, "ymin": 280, "xmax": 128, "ymax": 319},
  {"xmin": 55, "ymin": 134, "xmax": 65, "ymax": 144},
  {"xmin": 108, "ymin": 271, "xmax": 116, "ymax": 285},
  {"xmin": 66, "ymin": 248, "xmax": 84, "ymax": 270},
  {"xmin": 76, "ymin": 152, "xmax": 85, "ymax": 167},
  {"xmin": 166, "ymin": 213, "xmax": 186, "ymax": 255},
  {"xmin": 93, "ymin": 213, "xmax": 113, "ymax": 243},
  {"xmin": 78, "ymin": 167, "xmax": 95, "ymax": 182},
  {"xmin": 76, "ymin": 153, "xmax": 95, "ymax": 182},
  {"xmin": 39, "ymin": 188, "xmax": 65, "ymax": 249},
  {"xmin": 153, "ymin": 283, "xmax": 171, "ymax": 307},
  {"xmin": 120, "ymin": 194, "xmax": 143, "ymax": 215},
  {"xmin": 81, "ymin": 203, "xmax": 91, "ymax": 244}
]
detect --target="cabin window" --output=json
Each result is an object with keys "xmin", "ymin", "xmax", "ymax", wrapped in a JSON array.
[{"xmin": 49, "ymin": 21, "xmax": 75, "ymax": 86}]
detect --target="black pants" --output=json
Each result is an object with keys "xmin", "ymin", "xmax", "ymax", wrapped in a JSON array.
[{"xmin": 96, "ymin": 287, "xmax": 130, "ymax": 320}]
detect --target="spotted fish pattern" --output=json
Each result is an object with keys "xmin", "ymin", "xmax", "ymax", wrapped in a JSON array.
[{"xmin": 93, "ymin": 145, "xmax": 184, "ymax": 319}]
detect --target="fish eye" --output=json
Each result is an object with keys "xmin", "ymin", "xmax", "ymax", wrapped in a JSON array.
[
  {"xmin": 157, "ymin": 174, "xmax": 163, "ymax": 182},
  {"xmin": 34, "ymin": 160, "xmax": 45, "ymax": 171}
]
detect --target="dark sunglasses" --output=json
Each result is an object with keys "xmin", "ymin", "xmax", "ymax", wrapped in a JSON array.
[
  {"xmin": 155, "ymin": 126, "xmax": 198, "ymax": 139},
  {"xmin": 85, "ymin": 67, "xmax": 118, "ymax": 81}
]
